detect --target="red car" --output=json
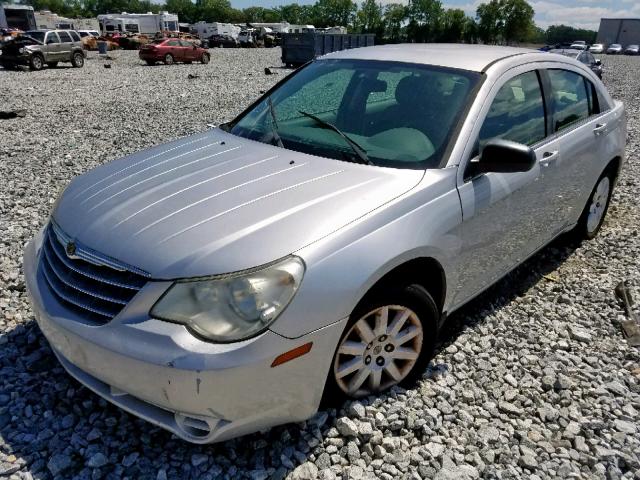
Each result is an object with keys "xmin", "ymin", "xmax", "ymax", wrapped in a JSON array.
[{"xmin": 139, "ymin": 39, "xmax": 210, "ymax": 66}]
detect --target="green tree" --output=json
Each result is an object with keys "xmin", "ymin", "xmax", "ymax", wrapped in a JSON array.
[
  {"xmin": 164, "ymin": 0, "xmax": 196, "ymax": 23},
  {"xmin": 406, "ymin": 0, "xmax": 443, "ymax": 43},
  {"xmin": 313, "ymin": 0, "xmax": 357, "ymax": 28},
  {"xmin": 501, "ymin": 0, "xmax": 535, "ymax": 43},
  {"xmin": 476, "ymin": 0, "xmax": 503, "ymax": 44},
  {"xmin": 383, "ymin": 3, "xmax": 407, "ymax": 42},
  {"xmin": 198, "ymin": 0, "xmax": 233, "ymax": 23},
  {"xmin": 356, "ymin": 0, "xmax": 383, "ymax": 35},
  {"xmin": 438, "ymin": 8, "xmax": 467, "ymax": 42}
]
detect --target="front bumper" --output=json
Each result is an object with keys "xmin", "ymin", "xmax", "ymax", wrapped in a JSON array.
[
  {"xmin": 0, "ymin": 53, "xmax": 30, "ymax": 66},
  {"xmin": 24, "ymin": 236, "xmax": 346, "ymax": 443}
]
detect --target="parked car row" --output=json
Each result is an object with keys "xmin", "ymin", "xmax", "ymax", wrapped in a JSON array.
[{"xmin": 549, "ymin": 48, "xmax": 603, "ymax": 78}]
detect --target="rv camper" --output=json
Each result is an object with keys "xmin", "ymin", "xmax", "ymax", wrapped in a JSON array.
[
  {"xmin": 98, "ymin": 12, "xmax": 179, "ymax": 35},
  {"xmin": 0, "ymin": 4, "xmax": 36, "ymax": 31}
]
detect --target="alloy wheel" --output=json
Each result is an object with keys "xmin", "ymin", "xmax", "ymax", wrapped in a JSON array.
[
  {"xmin": 587, "ymin": 176, "xmax": 610, "ymax": 234},
  {"xmin": 333, "ymin": 305, "xmax": 423, "ymax": 397}
]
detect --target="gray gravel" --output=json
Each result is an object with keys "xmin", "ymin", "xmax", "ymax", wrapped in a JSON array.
[{"xmin": 1, "ymin": 50, "xmax": 639, "ymax": 480}]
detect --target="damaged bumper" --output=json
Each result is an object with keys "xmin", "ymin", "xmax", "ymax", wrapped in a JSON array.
[{"xmin": 23, "ymin": 236, "xmax": 346, "ymax": 443}]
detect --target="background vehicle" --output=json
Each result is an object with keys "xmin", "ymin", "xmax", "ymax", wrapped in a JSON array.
[
  {"xmin": 570, "ymin": 40, "xmax": 587, "ymax": 50},
  {"xmin": 98, "ymin": 12, "xmax": 179, "ymax": 36},
  {"xmin": 139, "ymin": 38, "xmax": 209, "ymax": 65},
  {"xmin": 589, "ymin": 43, "xmax": 604, "ymax": 53},
  {"xmin": 0, "ymin": 29, "xmax": 84, "ymax": 70},
  {"xmin": 549, "ymin": 48, "xmax": 603, "ymax": 78},
  {"xmin": 77, "ymin": 30, "xmax": 99, "ymax": 38},
  {"xmin": 208, "ymin": 33, "xmax": 238, "ymax": 48},
  {"xmin": 0, "ymin": 4, "xmax": 36, "ymax": 31},
  {"xmin": 607, "ymin": 43, "xmax": 623, "ymax": 54},
  {"xmin": 624, "ymin": 44, "xmax": 639, "ymax": 55}
]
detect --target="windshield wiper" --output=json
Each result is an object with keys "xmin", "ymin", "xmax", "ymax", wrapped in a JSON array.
[
  {"xmin": 298, "ymin": 110, "xmax": 373, "ymax": 165},
  {"xmin": 267, "ymin": 97, "xmax": 284, "ymax": 148}
]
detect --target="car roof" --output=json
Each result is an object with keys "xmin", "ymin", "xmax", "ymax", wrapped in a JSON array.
[{"xmin": 322, "ymin": 44, "xmax": 539, "ymax": 72}]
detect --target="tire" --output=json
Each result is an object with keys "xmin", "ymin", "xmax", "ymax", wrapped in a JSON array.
[
  {"xmin": 163, "ymin": 53, "xmax": 174, "ymax": 65},
  {"xmin": 145, "ymin": 60, "xmax": 156, "ymax": 66},
  {"xmin": 200, "ymin": 52, "xmax": 210, "ymax": 64},
  {"xmin": 71, "ymin": 52, "xmax": 84, "ymax": 68},
  {"xmin": 325, "ymin": 284, "xmax": 438, "ymax": 402},
  {"xmin": 29, "ymin": 54, "xmax": 44, "ymax": 71},
  {"xmin": 573, "ymin": 168, "xmax": 615, "ymax": 240},
  {"xmin": 46, "ymin": 62, "xmax": 58, "ymax": 68}
]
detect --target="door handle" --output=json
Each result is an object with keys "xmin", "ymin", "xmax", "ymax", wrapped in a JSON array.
[
  {"xmin": 540, "ymin": 150, "xmax": 558, "ymax": 166},
  {"xmin": 593, "ymin": 123, "xmax": 607, "ymax": 136}
]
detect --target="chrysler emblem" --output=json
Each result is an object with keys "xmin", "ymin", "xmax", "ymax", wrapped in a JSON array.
[{"xmin": 66, "ymin": 242, "xmax": 76, "ymax": 257}]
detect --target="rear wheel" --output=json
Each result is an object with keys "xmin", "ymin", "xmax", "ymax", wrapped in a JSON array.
[
  {"xmin": 200, "ymin": 52, "xmax": 210, "ymax": 64},
  {"xmin": 326, "ymin": 284, "xmax": 437, "ymax": 400},
  {"xmin": 29, "ymin": 54, "xmax": 44, "ymax": 71},
  {"xmin": 46, "ymin": 61, "xmax": 58, "ymax": 68},
  {"xmin": 164, "ymin": 53, "xmax": 174, "ymax": 65},
  {"xmin": 71, "ymin": 52, "xmax": 84, "ymax": 68},
  {"xmin": 574, "ymin": 169, "xmax": 614, "ymax": 240}
]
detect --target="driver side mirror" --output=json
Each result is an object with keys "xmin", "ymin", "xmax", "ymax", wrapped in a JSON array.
[
  {"xmin": 468, "ymin": 139, "xmax": 536, "ymax": 176},
  {"xmin": 594, "ymin": 59, "xmax": 602, "ymax": 65}
]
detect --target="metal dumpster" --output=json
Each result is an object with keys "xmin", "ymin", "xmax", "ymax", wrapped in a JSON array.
[{"xmin": 281, "ymin": 33, "xmax": 375, "ymax": 67}]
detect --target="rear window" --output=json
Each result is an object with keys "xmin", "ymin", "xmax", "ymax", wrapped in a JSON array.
[{"xmin": 548, "ymin": 69, "xmax": 589, "ymax": 131}]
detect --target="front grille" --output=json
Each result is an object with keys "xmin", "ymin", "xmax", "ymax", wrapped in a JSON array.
[{"xmin": 40, "ymin": 224, "xmax": 149, "ymax": 324}]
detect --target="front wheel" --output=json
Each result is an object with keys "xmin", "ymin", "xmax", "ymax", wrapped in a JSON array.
[
  {"xmin": 327, "ymin": 284, "xmax": 437, "ymax": 399},
  {"xmin": 574, "ymin": 169, "xmax": 614, "ymax": 240},
  {"xmin": 163, "ymin": 53, "xmax": 174, "ymax": 65},
  {"xmin": 71, "ymin": 52, "xmax": 84, "ymax": 68},
  {"xmin": 200, "ymin": 52, "xmax": 210, "ymax": 64},
  {"xmin": 29, "ymin": 54, "xmax": 44, "ymax": 71}
]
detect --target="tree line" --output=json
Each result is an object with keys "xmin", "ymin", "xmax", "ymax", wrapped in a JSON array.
[{"xmin": 17, "ymin": 0, "xmax": 596, "ymax": 45}]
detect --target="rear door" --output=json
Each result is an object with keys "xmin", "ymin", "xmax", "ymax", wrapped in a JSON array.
[
  {"xmin": 452, "ymin": 67, "xmax": 561, "ymax": 305},
  {"xmin": 56, "ymin": 31, "xmax": 74, "ymax": 61},
  {"xmin": 541, "ymin": 67, "xmax": 613, "ymax": 228}
]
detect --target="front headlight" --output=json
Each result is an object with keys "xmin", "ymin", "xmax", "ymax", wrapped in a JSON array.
[{"xmin": 150, "ymin": 256, "xmax": 305, "ymax": 342}]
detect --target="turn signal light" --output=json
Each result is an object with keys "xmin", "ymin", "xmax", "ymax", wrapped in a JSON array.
[{"xmin": 271, "ymin": 342, "xmax": 313, "ymax": 367}]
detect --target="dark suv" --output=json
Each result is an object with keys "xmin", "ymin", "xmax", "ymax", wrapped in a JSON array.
[{"xmin": 0, "ymin": 30, "xmax": 85, "ymax": 70}]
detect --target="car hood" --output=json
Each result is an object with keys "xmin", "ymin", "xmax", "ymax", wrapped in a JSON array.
[{"xmin": 53, "ymin": 129, "xmax": 424, "ymax": 279}]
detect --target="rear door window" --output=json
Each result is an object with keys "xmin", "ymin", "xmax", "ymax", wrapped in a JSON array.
[
  {"xmin": 478, "ymin": 71, "xmax": 546, "ymax": 148},
  {"xmin": 57, "ymin": 31, "xmax": 72, "ymax": 43},
  {"xmin": 69, "ymin": 31, "xmax": 81, "ymax": 42},
  {"xmin": 547, "ymin": 69, "xmax": 590, "ymax": 132}
]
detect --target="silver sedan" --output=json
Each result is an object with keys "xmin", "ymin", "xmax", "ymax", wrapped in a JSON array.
[{"xmin": 24, "ymin": 44, "xmax": 627, "ymax": 443}]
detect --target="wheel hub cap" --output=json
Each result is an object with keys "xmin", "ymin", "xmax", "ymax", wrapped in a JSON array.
[
  {"xmin": 587, "ymin": 176, "xmax": 610, "ymax": 233},
  {"xmin": 333, "ymin": 305, "xmax": 423, "ymax": 397}
]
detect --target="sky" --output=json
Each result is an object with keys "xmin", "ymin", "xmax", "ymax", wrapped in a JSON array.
[{"xmin": 229, "ymin": 0, "xmax": 639, "ymax": 31}]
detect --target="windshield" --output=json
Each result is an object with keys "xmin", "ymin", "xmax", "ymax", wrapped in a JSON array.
[
  {"xmin": 228, "ymin": 59, "xmax": 479, "ymax": 169},
  {"xmin": 25, "ymin": 31, "xmax": 45, "ymax": 42}
]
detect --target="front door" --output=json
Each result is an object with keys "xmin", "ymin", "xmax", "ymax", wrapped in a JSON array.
[{"xmin": 452, "ymin": 68, "xmax": 561, "ymax": 306}]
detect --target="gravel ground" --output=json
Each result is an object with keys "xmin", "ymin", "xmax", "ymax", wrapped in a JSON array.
[{"xmin": 0, "ymin": 50, "xmax": 639, "ymax": 480}]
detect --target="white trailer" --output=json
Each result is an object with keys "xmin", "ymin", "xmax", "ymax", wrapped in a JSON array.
[
  {"xmin": 190, "ymin": 21, "xmax": 240, "ymax": 40},
  {"xmin": 98, "ymin": 12, "xmax": 179, "ymax": 35}
]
